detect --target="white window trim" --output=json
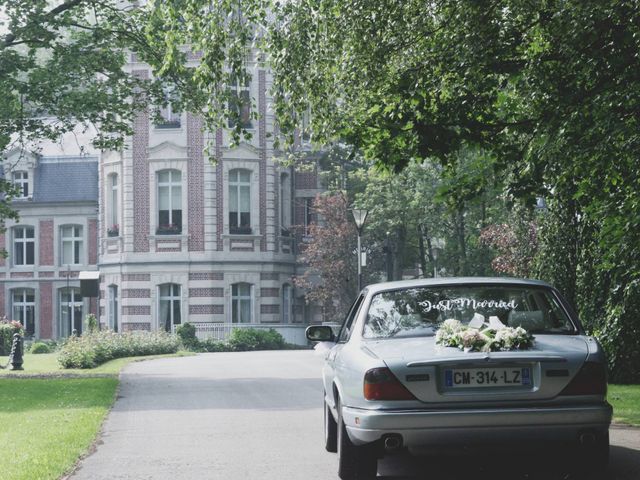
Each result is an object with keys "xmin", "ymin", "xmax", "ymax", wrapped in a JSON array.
[
  {"xmin": 60, "ymin": 224, "xmax": 84, "ymax": 266},
  {"xmin": 13, "ymin": 225, "xmax": 35, "ymax": 267},
  {"xmin": 158, "ymin": 283, "xmax": 182, "ymax": 333},
  {"xmin": 231, "ymin": 282, "xmax": 254, "ymax": 324},
  {"xmin": 149, "ymin": 161, "xmax": 188, "ymax": 237},
  {"xmin": 223, "ymin": 162, "xmax": 259, "ymax": 236},
  {"xmin": 12, "ymin": 288, "xmax": 36, "ymax": 336}
]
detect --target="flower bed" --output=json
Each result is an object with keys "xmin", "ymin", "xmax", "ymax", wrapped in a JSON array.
[
  {"xmin": 435, "ymin": 318, "xmax": 534, "ymax": 352},
  {"xmin": 58, "ymin": 330, "xmax": 180, "ymax": 369}
]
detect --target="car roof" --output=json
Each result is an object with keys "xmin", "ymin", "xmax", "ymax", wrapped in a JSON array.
[{"xmin": 363, "ymin": 277, "xmax": 554, "ymax": 295}]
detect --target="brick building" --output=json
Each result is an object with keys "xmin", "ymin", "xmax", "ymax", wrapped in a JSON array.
[{"xmin": 0, "ymin": 54, "xmax": 324, "ymax": 341}]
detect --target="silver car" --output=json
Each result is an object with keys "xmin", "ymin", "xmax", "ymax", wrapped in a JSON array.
[{"xmin": 306, "ymin": 278, "xmax": 612, "ymax": 480}]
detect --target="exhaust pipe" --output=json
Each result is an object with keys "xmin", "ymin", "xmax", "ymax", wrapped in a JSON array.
[
  {"xmin": 579, "ymin": 432, "xmax": 596, "ymax": 445},
  {"xmin": 383, "ymin": 434, "xmax": 403, "ymax": 452}
]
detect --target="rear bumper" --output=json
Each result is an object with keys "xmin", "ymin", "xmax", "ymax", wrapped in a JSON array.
[{"xmin": 342, "ymin": 403, "xmax": 612, "ymax": 450}]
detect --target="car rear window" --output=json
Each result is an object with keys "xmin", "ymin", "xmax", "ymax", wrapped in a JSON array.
[{"xmin": 363, "ymin": 285, "xmax": 577, "ymax": 339}]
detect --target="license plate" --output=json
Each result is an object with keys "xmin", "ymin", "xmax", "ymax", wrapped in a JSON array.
[{"xmin": 444, "ymin": 367, "xmax": 531, "ymax": 388}]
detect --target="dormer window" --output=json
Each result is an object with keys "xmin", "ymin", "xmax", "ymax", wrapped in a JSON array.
[{"xmin": 13, "ymin": 171, "xmax": 29, "ymax": 198}]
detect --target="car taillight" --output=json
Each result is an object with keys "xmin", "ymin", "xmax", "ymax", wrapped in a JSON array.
[
  {"xmin": 363, "ymin": 367, "xmax": 416, "ymax": 401},
  {"xmin": 559, "ymin": 362, "xmax": 607, "ymax": 396}
]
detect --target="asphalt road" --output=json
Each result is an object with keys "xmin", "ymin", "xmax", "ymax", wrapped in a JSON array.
[{"xmin": 68, "ymin": 350, "xmax": 640, "ymax": 480}]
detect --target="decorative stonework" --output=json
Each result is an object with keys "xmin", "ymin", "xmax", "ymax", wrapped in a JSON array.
[
  {"xmin": 39, "ymin": 271, "xmax": 55, "ymax": 278},
  {"xmin": 189, "ymin": 272, "xmax": 224, "ymax": 281},
  {"xmin": 123, "ymin": 274, "xmax": 151, "ymax": 282},
  {"xmin": 123, "ymin": 305, "xmax": 151, "ymax": 315},
  {"xmin": 189, "ymin": 304, "xmax": 224, "ymax": 315},
  {"xmin": 260, "ymin": 272, "xmax": 280, "ymax": 281},
  {"xmin": 122, "ymin": 289, "xmax": 151, "ymax": 298},
  {"xmin": 189, "ymin": 288, "xmax": 224, "ymax": 297},
  {"xmin": 10, "ymin": 272, "xmax": 34, "ymax": 278},
  {"xmin": 122, "ymin": 322, "xmax": 151, "ymax": 331},
  {"xmin": 261, "ymin": 288, "xmax": 280, "ymax": 297},
  {"xmin": 261, "ymin": 304, "xmax": 280, "ymax": 314}
]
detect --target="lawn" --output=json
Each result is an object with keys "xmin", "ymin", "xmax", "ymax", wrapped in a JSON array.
[
  {"xmin": 609, "ymin": 384, "xmax": 640, "ymax": 426},
  {"xmin": 0, "ymin": 352, "xmax": 193, "ymax": 480},
  {"xmin": 0, "ymin": 376, "xmax": 118, "ymax": 480},
  {"xmin": 0, "ymin": 351, "xmax": 192, "ymax": 376}
]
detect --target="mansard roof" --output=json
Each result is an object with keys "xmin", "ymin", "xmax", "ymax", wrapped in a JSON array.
[{"xmin": 33, "ymin": 156, "xmax": 98, "ymax": 203}]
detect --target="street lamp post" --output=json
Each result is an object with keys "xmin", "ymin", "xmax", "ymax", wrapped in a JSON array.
[
  {"xmin": 351, "ymin": 208, "xmax": 368, "ymax": 292},
  {"xmin": 430, "ymin": 238, "xmax": 445, "ymax": 278}
]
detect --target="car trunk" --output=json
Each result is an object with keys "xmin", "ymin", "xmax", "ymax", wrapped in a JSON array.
[{"xmin": 363, "ymin": 335, "xmax": 589, "ymax": 405}]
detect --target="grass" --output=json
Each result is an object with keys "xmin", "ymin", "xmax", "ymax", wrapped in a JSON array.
[
  {"xmin": 0, "ymin": 351, "xmax": 193, "ymax": 480},
  {"xmin": 0, "ymin": 377, "xmax": 118, "ymax": 480},
  {"xmin": 0, "ymin": 351, "xmax": 194, "ymax": 376},
  {"xmin": 609, "ymin": 384, "xmax": 640, "ymax": 427}
]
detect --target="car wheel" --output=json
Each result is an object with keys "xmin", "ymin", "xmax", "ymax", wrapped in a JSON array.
[
  {"xmin": 324, "ymin": 396, "xmax": 338, "ymax": 453},
  {"xmin": 336, "ymin": 399, "xmax": 377, "ymax": 480}
]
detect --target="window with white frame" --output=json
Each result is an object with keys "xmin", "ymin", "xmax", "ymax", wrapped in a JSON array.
[
  {"xmin": 12, "ymin": 171, "xmax": 29, "ymax": 198},
  {"xmin": 280, "ymin": 173, "xmax": 291, "ymax": 235},
  {"xmin": 61, "ymin": 225, "xmax": 83, "ymax": 265},
  {"xmin": 157, "ymin": 170, "xmax": 182, "ymax": 234},
  {"xmin": 282, "ymin": 284, "xmax": 292, "ymax": 324},
  {"xmin": 228, "ymin": 76, "xmax": 252, "ymax": 128},
  {"xmin": 159, "ymin": 284, "xmax": 181, "ymax": 332},
  {"xmin": 108, "ymin": 285, "xmax": 119, "ymax": 333},
  {"xmin": 13, "ymin": 226, "xmax": 35, "ymax": 265},
  {"xmin": 229, "ymin": 169, "xmax": 251, "ymax": 234},
  {"xmin": 231, "ymin": 283, "xmax": 252, "ymax": 323},
  {"xmin": 12, "ymin": 289, "xmax": 35, "ymax": 336},
  {"xmin": 59, "ymin": 287, "xmax": 83, "ymax": 337},
  {"xmin": 107, "ymin": 174, "xmax": 119, "ymax": 236}
]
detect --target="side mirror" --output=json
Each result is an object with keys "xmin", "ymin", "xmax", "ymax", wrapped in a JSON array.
[{"xmin": 306, "ymin": 325, "xmax": 336, "ymax": 342}]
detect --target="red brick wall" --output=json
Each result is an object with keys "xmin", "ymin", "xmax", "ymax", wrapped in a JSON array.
[
  {"xmin": 259, "ymin": 70, "xmax": 267, "ymax": 252},
  {"xmin": 133, "ymin": 69, "xmax": 150, "ymax": 253},
  {"xmin": 216, "ymin": 128, "xmax": 224, "ymax": 251},
  {"xmin": 187, "ymin": 113, "xmax": 205, "ymax": 251},
  {"xmin": 0, "ymin": 233, "xmax": 5, "ymax": 267},
  {"xmin": 40, "ymin": 281, "xmax": 53, "ymax": 339},
  {"xmin": 88, "ymin": 219, "xmax": 97, "ymax": 265},
  {"xmin": 0, "ymin": 286, "xmax": 5, "ymax": 317},
  {"xmin": 39, "ymin": 220, "xmax": 54, "ymax": 266},
  {"xmin": 295, "ymin": 169, "xmax": 318, "ymax": 189}
]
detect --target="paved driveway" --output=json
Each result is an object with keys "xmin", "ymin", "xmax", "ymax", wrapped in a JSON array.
[{"xmin": 69, "ymin": 351, "xmax": 640, "ymax": 480}]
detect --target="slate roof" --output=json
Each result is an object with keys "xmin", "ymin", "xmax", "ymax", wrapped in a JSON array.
[{"xmin": 32, "ymin": 157, "xmax": 98, "ymax": 203}]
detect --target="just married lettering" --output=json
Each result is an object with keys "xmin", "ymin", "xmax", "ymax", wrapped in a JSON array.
[{"xmin": 418, "ymin": 298, "xmax": 518, "ymax": 312}]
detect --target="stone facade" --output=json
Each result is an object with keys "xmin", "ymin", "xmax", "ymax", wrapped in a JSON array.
[{"xmin": 0, "ymin": 57, "xmax": 323, "ymax": 340}]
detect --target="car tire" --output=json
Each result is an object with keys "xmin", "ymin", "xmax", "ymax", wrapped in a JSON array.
[
  {"xmin": 336, "ymin": 399, "xmax": 377, "ymax": 480},
  {"xmin": 324, "ymin": 397, "xmax": 338, "ymax": 453}
]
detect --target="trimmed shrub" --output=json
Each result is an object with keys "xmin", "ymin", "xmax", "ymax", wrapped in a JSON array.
[
  {"xmin": 30, "ymin": 342, "xmax": 52, "ymax": 354},
  {"xmin": 176, "ymin": 323, "xmax": 201, "ymax": 351},
  {"xmin": 58, "ymin": 330, "xmax": 180, "ymax": 369},
  {"xmin": 199, "ymin": 338, "xmax": 231, "ymax": 352},
  {"xmin": 0, "ymin": 319, "xmax": 23, "ymax": 356},
  {"xmin": 228, "ymin": 328, "xmax": 286, "ymax": 351}
]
